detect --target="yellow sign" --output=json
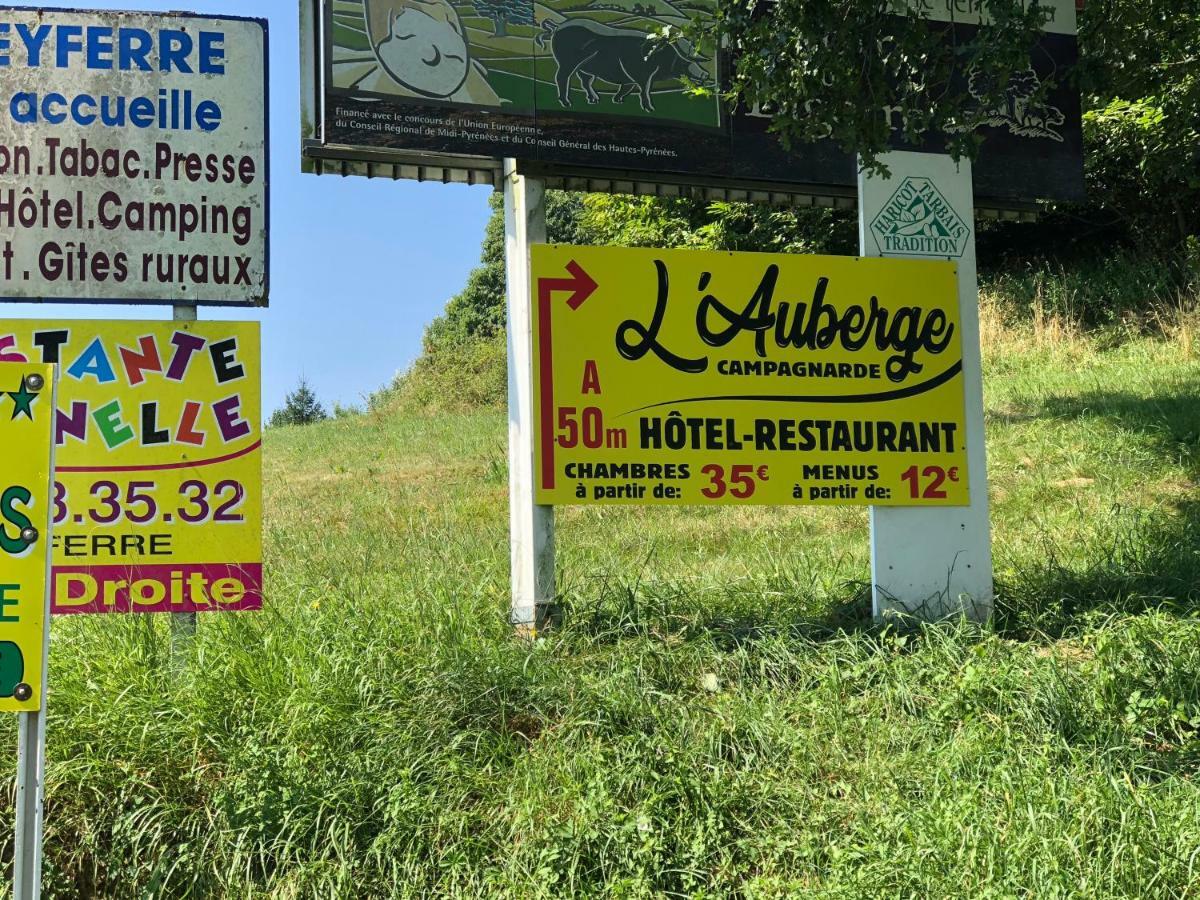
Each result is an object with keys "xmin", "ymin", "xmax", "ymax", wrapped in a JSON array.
[
  {"xmin": 532, "ymin": 245, "xmax": 969, "ymax": 506},
  {"xmin": 0, "ymin": 362, "xmax": 54, "ymax": 712},
  {"xmin": 0, "ymin": 322, "xmax": 261, "ymax": 614}
]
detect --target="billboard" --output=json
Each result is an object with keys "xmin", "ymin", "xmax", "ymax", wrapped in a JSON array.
[
  {"xmin": 532, "ymin": 244, "xmax": 969, "ymax": 506},
  {"xmin": 0, "ymin": 321, "xmax": 262, "ymax": 615},
  {"xmin": 303, "ymin": 0, "xmax": 1082, "ymax": 205},
  {"xmin": 0, "ymin": 8, "xmax": 270, "ymax": 305},
  {"xmin": 0, "ymin": 361, "xmax": 53, "ymax": 713}
]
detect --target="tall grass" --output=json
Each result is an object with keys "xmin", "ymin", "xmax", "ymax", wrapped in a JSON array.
[
  {"xmin": 980, "ymin": 251, "xmax": 1197, "ymax": 328},
  {"xmin": 2, "ymin": 320, "xmax": 1198, "ymax": 897}
]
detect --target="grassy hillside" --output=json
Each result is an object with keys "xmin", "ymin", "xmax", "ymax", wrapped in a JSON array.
[{"xmin": 4, "ymin": 316, "xmax": 1199, "ymax": 897}]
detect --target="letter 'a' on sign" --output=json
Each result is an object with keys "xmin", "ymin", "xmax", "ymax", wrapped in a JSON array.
[
  {"xmin": 0, "ymin": 362, "xmax": 54, "ymax": 713},
  {"xmin": 0, "ymin": 321, "xmax": 262, "ymax": 616},
  {"xmin": 532, "ymin": 244, "xmax": 969, "ymax": 507}
]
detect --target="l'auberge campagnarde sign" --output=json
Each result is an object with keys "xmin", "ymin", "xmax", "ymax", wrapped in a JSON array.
[
  {"xmin": 533, "ymin": 245, "xmax": 970, "ymax": 507},
  {"xmin": 0, "ymin": 8, "xmax": 269, "ymax": 305}
]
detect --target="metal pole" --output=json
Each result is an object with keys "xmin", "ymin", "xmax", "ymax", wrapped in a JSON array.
[
  {"xmin": 503, "ymin": 160, "xmax": 556, "ymax": 635},
  {"xmin": 14, "ymin": 709, "xmax": 46, "ymax": 900},
  {"xmin": 14, "ymin": 368, "xmax": 56, "ymax": 900},
  {"xmin": 170, "ymin": 305, "xmax": 198, "ymax": 658},
  {"xmin": 858, "ymin": 151, "xmax": 994, "ymax": 622}
]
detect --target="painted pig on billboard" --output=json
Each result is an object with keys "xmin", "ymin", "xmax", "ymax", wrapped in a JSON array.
[{"xmin": 538, "ymin": 19, "xmax": 710, "ymax": 113}]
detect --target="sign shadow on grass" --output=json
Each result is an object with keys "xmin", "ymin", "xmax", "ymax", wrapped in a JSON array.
[{"xmin": 993, "ymin": 387, "xmax": 1199, "ymax": 639}]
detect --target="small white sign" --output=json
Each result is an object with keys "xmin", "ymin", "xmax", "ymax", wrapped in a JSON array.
[{"xmin": 0, "ymin": 9, "xmax": 269, "ymax": 306}]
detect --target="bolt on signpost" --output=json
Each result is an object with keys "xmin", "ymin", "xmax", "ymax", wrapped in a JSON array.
[
  {"xmin": 1, "ymin": 362, "xmax": 56, "ymax": 900},
  {"xmin": 858, "ymin": 152, "xmax": 993, "ymax": 621}
]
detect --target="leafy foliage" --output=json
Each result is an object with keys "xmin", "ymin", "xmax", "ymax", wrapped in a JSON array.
[
  {"xmin": 1082, "ymin": 99, "xmax": 1199, "ymax": 259},
  {"xmin": 580, "ymin": 194, "xmax": 858, "ymax": 255},
  {"xmin": 269, "ymin": 378, "xmax": 328, "ymax": 427},
  {"xmin": 702, "ymin": 0, "xmax": 1198, "ymax": 266},
  {"xmin": 1072, "ymin": 2, "xmax": 1200, "ymax": 265},
  {"xmin": 1076, "ymin": 0, "xmax": 1199, "ymax": 110},
  {"xmin": 421, "ymin": 191, "xmax": 586, "ymax": 356},
  {"xmin": 706, "ymin": 0, "xmax": 1053, "ymax": 172}
]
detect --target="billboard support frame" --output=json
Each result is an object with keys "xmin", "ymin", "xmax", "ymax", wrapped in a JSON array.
[{"xmin": 504, "ymin": 160, "xmax": 556, "ymax": 635}]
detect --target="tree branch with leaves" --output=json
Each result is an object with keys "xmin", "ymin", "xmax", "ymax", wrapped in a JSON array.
[{"xmin": 702, "ymin": 0, "xmax": 1054, "ymax": 172}]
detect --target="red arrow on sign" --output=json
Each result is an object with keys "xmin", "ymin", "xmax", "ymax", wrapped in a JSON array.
[
  {"xmin": 536, "ymin": 259, "xmax": 597, "ymax": 492},
  {"xmin": 537, "ymin": 259, "xmax": 597, "ymax": 310}
]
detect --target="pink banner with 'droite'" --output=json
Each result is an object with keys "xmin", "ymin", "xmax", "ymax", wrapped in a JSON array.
[
  {"xmin": 53, "ymin": 564, "xmax": 262, "ymax": 615},
  {"xmin": 0, "ymin": 320, "xmax": 262, "ymax": 615}
]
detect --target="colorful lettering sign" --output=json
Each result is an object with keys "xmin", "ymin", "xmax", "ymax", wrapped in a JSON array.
[
  {"xmin": 305, "ymin": 0, "xmax": 1082, "ymax": 205},
  {"xmin": 0, "ymin": 321, "xmax": 261, "ymax": 614},
  {"xmin": 0, "ymin": 362, "xmax": 54, "ymax": 712},
  {"xmin": 0, "ymin": 9, "xmax": 269, "ymax": 305},
  {"xmin": 532, "ymin": 245, "xmax": 969, "ymax": 506}
]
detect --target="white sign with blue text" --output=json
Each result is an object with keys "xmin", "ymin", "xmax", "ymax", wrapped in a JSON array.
[{"xmin": 0, "ymin": 8, "xmax": 269, "ymax": 306}]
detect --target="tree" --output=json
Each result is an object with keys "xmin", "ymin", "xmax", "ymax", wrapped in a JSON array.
[
  {"xmin": 472, "ymin": 0, "xmax": 533, "ymax": 37},
  {"xmin": 422, "ymin": 190, "xmax": 586, "ymax": 354},
  {"xmin": 1073, "ymin": 1, "xmax": 1199, "ymax": 266},
  {"xmin": 580, "ymin": 194, "xmax": 856, "ymax": 256},
  {"xmin": 269, "ymin": 378, "xmax": 328, "ymax": 427},
  {"xmin": 705, "ymin": 0, "xmax": 1053, "ymax": 173},
  {"xmin": 709, "ymin": 0, "xmax": 1198, "ymax": 268}
]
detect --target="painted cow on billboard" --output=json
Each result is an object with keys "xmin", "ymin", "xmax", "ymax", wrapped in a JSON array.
[{"xmin": 537, "ymin": 19, "xmax": 709, "ymax": 112}]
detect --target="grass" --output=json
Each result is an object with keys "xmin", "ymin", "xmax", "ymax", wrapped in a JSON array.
[{"xmin": 2, "ymin": 314, "xmax": 1199, "ymax": 898}]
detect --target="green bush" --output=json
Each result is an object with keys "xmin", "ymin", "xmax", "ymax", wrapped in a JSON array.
[
  {"xmin": 370, "ymin": 332, "xmax": 508, "ymax": 412},
  {"xmin": 580, "ymin": 195, "xmax": 857, "ymax": 256},
  {"xmin": 422, "ymin": 192, "xmax": 586, "ymax": 357},
  {"xmin": 980, "ymin": 253, "xmax": 1191, "ymax": 325}
]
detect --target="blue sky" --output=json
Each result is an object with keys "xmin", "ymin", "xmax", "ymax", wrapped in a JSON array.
[{"xmin": 3, "ymin": 0, "xmax": 494, "ymax": 413}]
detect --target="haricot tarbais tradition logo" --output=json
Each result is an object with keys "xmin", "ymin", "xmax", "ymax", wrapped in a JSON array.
[{"xmin": 870, "ymin": 177, "xmax": 971, "ymax": 258}]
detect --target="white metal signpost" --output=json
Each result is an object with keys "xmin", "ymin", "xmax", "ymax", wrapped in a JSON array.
[
  {"xmin": 859, "ymin": 152, "xmax": 993, "ymax": 621},
  {"xmin": 503, "ymin": 160, "xmax": 555, "ymax": 633}
]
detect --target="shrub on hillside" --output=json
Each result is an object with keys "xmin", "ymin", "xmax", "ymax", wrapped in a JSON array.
[
  {"xmin": 370, "ymin": 333, "xmax": 507, "ymax": 412},
  {"xmin": 579, "ymin": 194, "xmax": 858, "ymax": 255},
  {"xmin": 269, "ymin": 378, "xmax": 328, "ymax": 427},
  {"xmin": 980, "ymin": 253, "xmax": 1195, "ymax": 326},
  {"xmin": 422, "ymin": 191, "xmax": 586, "ymax": 358}
]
